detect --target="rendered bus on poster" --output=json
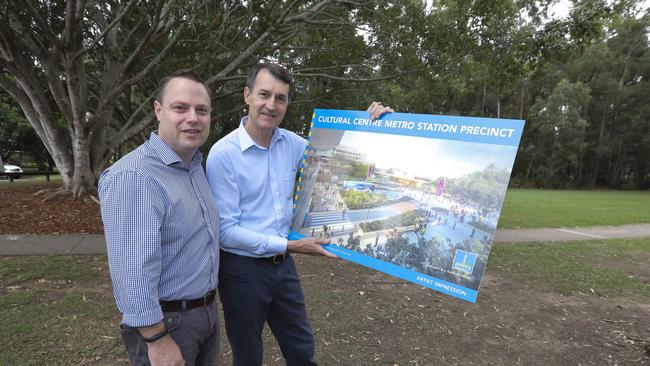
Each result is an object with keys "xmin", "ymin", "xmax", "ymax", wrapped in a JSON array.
[{"xmin": 289, "ymin": 109, "xmax": 525, "ymax": 303}]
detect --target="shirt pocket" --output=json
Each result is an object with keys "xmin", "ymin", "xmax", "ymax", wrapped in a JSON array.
[{"xmin": 285, "ymin": 168, "xmax": 298, "ymax": 201}]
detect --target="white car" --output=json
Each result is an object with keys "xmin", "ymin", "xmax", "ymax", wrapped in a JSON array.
[{"xmin": 3, "ymin": 163, "xmax": 23, "ymax": 178}]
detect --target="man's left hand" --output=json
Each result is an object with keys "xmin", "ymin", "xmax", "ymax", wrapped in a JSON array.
[{"xmin": 287, "ymin": 237, "xmax": 337, "ymax": 258}]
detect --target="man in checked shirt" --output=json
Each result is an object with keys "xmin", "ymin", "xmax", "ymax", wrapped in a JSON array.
[{"xmin": 99, "ymin": 70, "xmax": 220, "ymax": 366}]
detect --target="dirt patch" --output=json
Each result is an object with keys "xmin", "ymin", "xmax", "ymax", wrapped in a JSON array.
[
  {"xmin": 0, "ymin": 182, "xmax": 103, "ymax": 235},
  {"xmin": 598, "ymin": 254, "xmax": 650, "ymax": 280},
  {"xmin": 290, "ymin": 256, "xmax": 650, "ymax": 366}
]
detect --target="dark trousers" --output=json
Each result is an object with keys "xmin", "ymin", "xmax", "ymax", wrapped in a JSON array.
[
  {"xmin": 218, "ymin": 251, "xmax": 316, "ymax": 366},
  {"xmin": 120, "ymin": 301, "xmax": 220, "ymax": 366}
]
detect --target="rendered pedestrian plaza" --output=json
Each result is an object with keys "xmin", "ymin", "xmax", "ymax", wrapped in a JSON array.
[{"xmin": 291, "ymin": 130, "xmax": 514, "ymax": 291}]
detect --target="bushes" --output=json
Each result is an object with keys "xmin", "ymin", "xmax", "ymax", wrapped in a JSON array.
[
  {"xmin": 341, "ymin": 189, "xmax": 388, "ymax": 209},
  {"xmin": 359, "ymin": 209, "xmax": 426, "ymax": 231},
  {"xmin": 468, "ymin": 220, "xmax": 496, "ymax": 234}
]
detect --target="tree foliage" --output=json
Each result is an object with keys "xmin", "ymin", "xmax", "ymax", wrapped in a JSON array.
[
  {"xmin": 0, "ymin": 0, "xmax": 378, "ymax": 196},
  {"xmin": 1, "ymin": 0, "xmax": 648, "ymax": 193},
  {"xmin": 446, "ymin": 164, "xmax": 512, "ymax": 209},
  {"xmin": 341, "ymin": 189, "xmax": 389, "ymax": 209}
]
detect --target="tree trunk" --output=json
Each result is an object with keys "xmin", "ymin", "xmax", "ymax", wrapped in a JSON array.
[
  {"xmin": 518, "ymin": 86, "xmax": 526, "ymax": 120},
  {"xmin": 481, "ymin": 82, "xmax": 487, "ymax": 115},
  {"xmin": 70, "ymin": 133, "xmax": 97, "ymax": 196},
  {"xmin": 0, "ymin": 0, "xmax": 375, "ymax": 198},
  {"xmin": 523, "ymin": 148, "xmax": 536, "ymax": 186}
]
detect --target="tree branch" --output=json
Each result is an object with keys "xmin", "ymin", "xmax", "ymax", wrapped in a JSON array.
[
  {"xmin": 0, "ymin": 73, "xmax": 47, "ymax": 143},
  {"xmin": 103, "ymin": 110, "xmax": 156, "ymax": 163},
  {"xmin": 124, "ymin": 2, "xmax": 186, "ymax": 73},
  {"xmin": 206, "ymin": 0, "xmax": 319, "ymax": 86},
  {"xmin": 115, "ymin": 90, "xmax": 156, "ymax": 138},
  {"xmin": 294, "ymin": 68, "xmax": 427, "ymax": 82},
  {"xmin": 106, "ymin": 22, "xmax": 187, "ymax": 103},
  {"xmin": 23, "ymin": 0, "xmax": 64, "ymax": 50},
  {"xmin": 73, "ymin": 0, "xmax": 139, "ymax": 60},
  {"xmin": 295, "ymin": 64, "xmax": 377, "ymax": 73},
  {"xmin": 44, "ymin": 53, "xmax": 73, "ymax": 123},
  {"xmin": 62, "ymin": 0, "xmax": 84, "ymax": 45}
]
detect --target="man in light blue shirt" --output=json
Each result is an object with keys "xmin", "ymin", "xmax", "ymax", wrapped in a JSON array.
[
  {"xmin": 206, "ymin": 63, "xmax": 391, "ymax": 365},
  {"xmin": 99, "ymin": 70, "xmax": 220, "ymax": 366}
]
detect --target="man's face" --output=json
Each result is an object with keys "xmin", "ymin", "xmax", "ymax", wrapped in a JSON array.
[
  {"xmin": 244, "ymin": 68, "xmax": 290, "ymax": 133},
  {"xmin": 154, "ymin": 77, "xmax": 211, "ymax": 161}
]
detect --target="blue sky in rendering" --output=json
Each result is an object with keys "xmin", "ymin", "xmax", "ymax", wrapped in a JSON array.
[{"xmin": 338, "ymin": 131, "xmax": 517, "ymax": 179}]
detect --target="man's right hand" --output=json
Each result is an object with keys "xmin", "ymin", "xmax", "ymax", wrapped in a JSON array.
[
  {"xmin": 287, "ymin": 237, "xmax": 337, "ymax": 258},
  {"xmin": 147, "ymin": 335, "xmax": 185, "ymax": 366},
  {"xmin": 367, "ymin": 101, "xmax": 394, "ymax": 121}
]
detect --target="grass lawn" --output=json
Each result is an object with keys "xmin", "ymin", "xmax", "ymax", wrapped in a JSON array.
[
  {"xmin": 489, "ymin": 238, "xmax": 650, "ymax": 298},
  {"xmin": 0, "ymin": 174, "xmax": 62, "ymax": 188},
  {"xmin": 499, "ymin": 189, "xmax": 650, "ymax": 228},
  {"xmin": 0, "ymin": 256, "xmax": 122, "ymax": 365}
]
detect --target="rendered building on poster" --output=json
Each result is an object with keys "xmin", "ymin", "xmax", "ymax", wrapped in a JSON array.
[{"xmin": 290, "ymin": 109, "xmax": 525, "ymax": 302}]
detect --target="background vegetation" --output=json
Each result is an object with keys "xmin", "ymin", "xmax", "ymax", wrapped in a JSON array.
[{"xmin": 1, "ymin": 0, "xmax": 648, "ymax": 193}]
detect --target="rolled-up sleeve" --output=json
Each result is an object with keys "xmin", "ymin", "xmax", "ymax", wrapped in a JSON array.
[{"xmin": 99, "ymin": 170, "xmax": 167, "ymax": 327}]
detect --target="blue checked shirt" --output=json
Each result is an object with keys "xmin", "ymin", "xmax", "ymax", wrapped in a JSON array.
[
  {"xmin": 99, "ymin": 132, "xmax": 219, "ymax": 327},
  {"xmin": 206, "ymin": 117, "xmax": 306, "ymax": 257}
]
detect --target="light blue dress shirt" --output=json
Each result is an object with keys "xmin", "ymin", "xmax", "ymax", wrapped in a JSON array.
[
  {"xmin": 99, "ymin": 132, "xmax": 219, "ymax": 327},
  {"xmin": 206, "ymin": 117, "xmax": 307, "ymax": 257}
]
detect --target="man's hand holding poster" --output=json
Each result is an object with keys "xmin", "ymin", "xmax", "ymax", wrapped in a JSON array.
[{"xmin": 290, "ymin": 109, "xmax": 525, "ymax": 302}]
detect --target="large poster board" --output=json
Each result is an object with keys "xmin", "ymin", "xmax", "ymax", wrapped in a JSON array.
[{"xmin": 289, "ymin": 109, "xmax": 525, "ymax": 302}]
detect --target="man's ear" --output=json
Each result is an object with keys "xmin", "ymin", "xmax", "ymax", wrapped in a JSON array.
[
  {"xmin": 243, "ymin": 87, "xmax": 251, "ymax": 105},
  {"xmin": 154, "ymin": 100, "xmax": 162, "ymax": 121}
]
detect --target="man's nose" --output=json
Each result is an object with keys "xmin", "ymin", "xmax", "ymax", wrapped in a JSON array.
[
  {"xmin": 187, "ymin": 108, "xmax": 199, "ymax": 122},
  {"xmin": 266, "ymin": 98, "xmax": 278, "ymax": 111}
]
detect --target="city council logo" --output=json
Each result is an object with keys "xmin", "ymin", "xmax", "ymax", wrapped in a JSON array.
[{"xmin": 452, "ymin": 250, "xmax": 477, "ymax": 274}]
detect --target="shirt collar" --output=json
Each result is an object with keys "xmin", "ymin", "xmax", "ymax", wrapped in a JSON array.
[
  {"xmin": 149, "ymin": 131, "xmax": 203, "ymax": 168},
  {"xmin": 238, "ymin": 116, "xmax": 285, "ymax": 152}
]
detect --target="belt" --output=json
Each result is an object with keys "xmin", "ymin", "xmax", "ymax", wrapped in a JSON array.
[
  {"xmin": 159, "ymin": 290, "xmax": 216, "ymax": 312},
  {"xmin": 257, "ymin": 253, "xmax": 289, "ymax": 264},
  {"xmin": 220, "ymin": 250, "xmax": 289, "ymax": 265}
]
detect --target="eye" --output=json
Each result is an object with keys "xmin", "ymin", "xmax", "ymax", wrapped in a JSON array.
[
  {"xmin": 196, "ymin": 108, "xmax": 209, "ymax": 116},
  {"xmin": 173, "ymin": 105, "xmax": 187, "ymax": 112}
]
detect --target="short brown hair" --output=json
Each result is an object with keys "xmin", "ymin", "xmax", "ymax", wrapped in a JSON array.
[
  {"xmin": 246, "ymin": 63, "xmax": 294, "ymax": 99},
  {"xmin": 156, "ymin": 69, "xmax": 211, "ymax": 103}
]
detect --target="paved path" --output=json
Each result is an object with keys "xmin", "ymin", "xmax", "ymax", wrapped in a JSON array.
[
  {"xmin": 493, "ymin": 223, "xmax": 650, "ymax": 243},
  {"xmin": 1, "ymin": 224, "xmax": 649, "ymax": 256}
]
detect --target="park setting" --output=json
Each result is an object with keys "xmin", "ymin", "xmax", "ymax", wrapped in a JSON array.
[
  {"xmin": 1, "ymin": 0, "xmax": 650, "ymax": 365},
  {"xmin": 1, "ymin": 181, "xmax": 649, "ymax": 364}
]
